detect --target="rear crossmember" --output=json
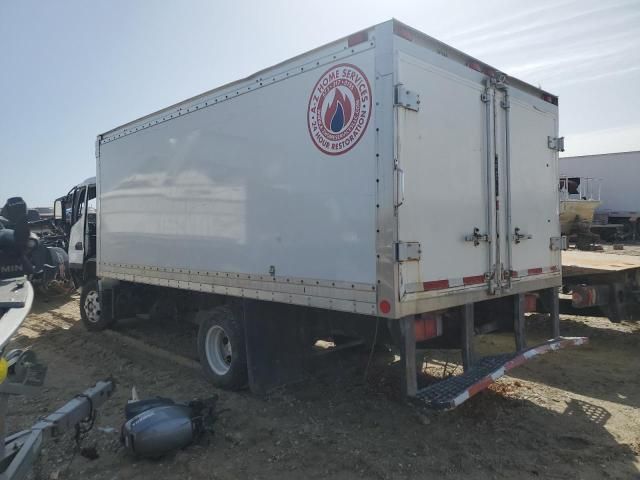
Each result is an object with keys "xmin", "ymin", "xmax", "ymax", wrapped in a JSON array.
[{"xmin": 398, "ymin": 288, "xmax": 588, "ymax": 409}]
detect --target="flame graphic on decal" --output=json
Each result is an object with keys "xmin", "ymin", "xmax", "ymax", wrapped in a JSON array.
[{"xmin": 324, "ymin": 88, "xmax": 352, "ymax": 133}]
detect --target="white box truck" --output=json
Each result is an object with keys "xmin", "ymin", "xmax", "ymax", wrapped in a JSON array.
[{"xmin": 70, "ymin": 20, "xmax": 585, "ymax": 408}]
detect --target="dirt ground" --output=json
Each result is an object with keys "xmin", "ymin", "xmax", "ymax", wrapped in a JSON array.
[{"xmin": 7, "ymin": 281, "xmax": 640, "ymax": 479}]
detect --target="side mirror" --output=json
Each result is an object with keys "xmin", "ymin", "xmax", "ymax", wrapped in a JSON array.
[{"xmin": 54, "ymin": 200, "xmax": 63, "ymax": 220}]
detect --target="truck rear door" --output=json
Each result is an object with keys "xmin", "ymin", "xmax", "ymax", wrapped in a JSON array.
[
  {"xmin": 495, "ymin": 89, "xmax": 560, "ymax": 286},
  {"xmin": 395, "ymin": 53, "xmax": 495, "ymax": 299},
  {"xmin": 394, "ymin": 52, "xmax": 560, "ymax": 306}
]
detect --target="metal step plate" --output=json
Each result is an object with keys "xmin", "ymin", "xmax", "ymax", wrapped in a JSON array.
[{"xmin": 415, "ymin": 337, "xmax": 588, "ymax": 409}]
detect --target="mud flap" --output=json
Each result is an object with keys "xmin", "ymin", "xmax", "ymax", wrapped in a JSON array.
[
  {"xmin": 98, "ymin": 280, "xmax": 114, "ymax": 323},
  {"xmin": 242, "ymin": 300, "xmax": 310, "ymax": 395}
]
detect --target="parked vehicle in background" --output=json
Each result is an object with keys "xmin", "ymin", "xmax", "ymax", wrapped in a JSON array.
[
  {"xmin": 559, "ymin": 152, "xmax": 640, "ymax": 322},
  {"xmin": 0, "ymin": 197, "xmax": 35, "ymax": 325},
  {"xmin": 558, "ymin": 175, "xmax": 601, "ymax": 235},
  {"xmin": 73, "ymin": 19, "xmax": 585, "ymax": 408},
  {"xmin": 560, "ymin": 151, "xmax": 640, "ymax": 241},
  {"xmin": 562, "ymin": 249, "xmax": 640, "ymax": 322},
  {"xmin": 50, "ymin": 177, "xmax": 97, "ymax": 288},
  {"xmin": 1, "ymin": 197, "xmax": 71, "ymax": 296},
  {"xmin": 0, "ymin": 196, "xmax": 113, "ymax": 480}
]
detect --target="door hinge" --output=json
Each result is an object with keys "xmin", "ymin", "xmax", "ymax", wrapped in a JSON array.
[
  {"xmin": 396, "ymin": 241, "xmax": 421, "ymax": 262},
  {"xmin": 395, "ymin": 84, "xmax": 420, "ymax": 111},
  {"xmin": 513, "ymin": 227, "xmax": 532, "ymax": 244},
  {"xmin": 464, "ymin": 228, "xmax": 489, "ymax": 247},
  {"xmin": 547, "ymin": 136, "xmax": 565, "ymax": 152},
  {"xmin": 550, "ymin": 236, "xmax": 567, "ymax": 251}
]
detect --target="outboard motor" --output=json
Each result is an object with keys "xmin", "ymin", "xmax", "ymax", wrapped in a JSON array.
[
  {"xmin": 0, "ymin": 197, "xmax": 36, "ymax": 350},
  {"xmin": 121, "ymin": 395, "xmax": 218, "ymax": 458},
  {"xmin": 0, "ymin": 197, "xmax": 34, "ymax": 280}
]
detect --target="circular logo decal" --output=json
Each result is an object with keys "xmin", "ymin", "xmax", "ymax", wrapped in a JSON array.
[{"xmin": 307, "ymin": 63, "xmax": 372, "ymax": 155}]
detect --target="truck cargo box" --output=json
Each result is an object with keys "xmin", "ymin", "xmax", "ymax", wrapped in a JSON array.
[{"xmin": 97, "ymin": 19, "xmax": 563, "ymax": 320}]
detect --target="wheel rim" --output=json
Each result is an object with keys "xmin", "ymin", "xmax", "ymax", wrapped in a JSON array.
[
  {"xmin": 205, "ymin": 325, "xmax": 232, "ymax": 376},
  {"xmin": 84, "ymin": 290, "xmax": 101, "ymax": 323}
]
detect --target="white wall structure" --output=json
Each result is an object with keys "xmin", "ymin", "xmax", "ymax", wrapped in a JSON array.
[{"xmin": 561, "ymin": 151, "xmax": 640, "ymax": 216}]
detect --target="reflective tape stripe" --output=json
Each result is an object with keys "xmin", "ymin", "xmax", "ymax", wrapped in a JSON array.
[
  {"xmin": 419, "ymin": 266, "xmax": 558, "ymax": 292},
  {"xmin": 413, "ymin": 266, "xmax": 559, "ymax": 294},
  {"xmin": 463, "ymin": 275, "xmax": 485, "ymax": 286},
  {"xmin": 422, "ymin": 279, "xmax": 450, "ymax": 291}
]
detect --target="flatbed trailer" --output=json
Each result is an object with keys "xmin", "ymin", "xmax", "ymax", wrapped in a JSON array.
[{"xmin": 562, "ymin": 250, "xmax": 640, "ymax": 321}]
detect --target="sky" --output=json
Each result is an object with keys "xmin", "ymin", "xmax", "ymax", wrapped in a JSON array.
[{"xmin": 1, "ymin": 0, "xmax": 639, "ymax": 207}]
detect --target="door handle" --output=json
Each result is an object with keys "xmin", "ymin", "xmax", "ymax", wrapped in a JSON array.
[
  {"xmin": 465, "ymin": 227, "xmax": 489, "ymax": 246},
  {"xmin": 396, "ymin": 166, "xmax": 405, "ymax": 207},
  {"xmin": 513, "ymin": 228, "xmax": 532, "ymax": 244},
  {"xmin": 75, "ymin": 242, "xmax": 83, "ymax": 250}
]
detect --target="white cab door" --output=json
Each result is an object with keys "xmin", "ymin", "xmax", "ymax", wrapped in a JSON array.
[{"xmin": 68, "ymin": 187, "xmax": 87, "ymax": 268}]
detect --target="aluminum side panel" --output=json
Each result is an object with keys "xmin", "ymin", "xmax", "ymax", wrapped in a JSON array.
[
  {"xmin": 98, "ymin": 50, "xmax": 377, "ymax": 286},
  {"xmin": 373, "ymin": 21, "xmax": 399, "ymax": 318}
]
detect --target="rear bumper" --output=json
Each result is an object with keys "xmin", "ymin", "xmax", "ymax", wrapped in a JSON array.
[
  {"xmin": 414, "ymin": 336, "xmax": 588, "ymax": 409},
  {"xmin": 396, "ymin": 274, "xmax": 561, "ymax": 318}
]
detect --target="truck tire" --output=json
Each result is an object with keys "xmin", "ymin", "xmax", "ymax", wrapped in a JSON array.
[
  {"xmin": 197, "ymin": 306, "xmax": 247, "ymax": 390},
  {"xmin": 80, "ymin": 279, "xmax": 112, "ymax": 331}
]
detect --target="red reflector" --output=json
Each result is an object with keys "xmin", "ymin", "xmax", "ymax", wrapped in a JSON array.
[
  {"xmin": 347, "ymin": 30, "xmax": 368, "ymax": 47},
  {"xmin": 393, "ymin": 24, "xmax": 413, "ymax": 42},
  {"xmin": 542, "ymin": 93, "xmax": 558, "ymax": 105},
  {"xmin": 379, "ymin": 300, "xmax": 391, "ymax": 314},
  {"xmin": 467, "ymin": 62, "xmax": 483, "ymax": 72}
]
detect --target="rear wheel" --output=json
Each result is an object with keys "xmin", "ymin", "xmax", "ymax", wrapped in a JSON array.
[
  {"xmin": 197, "ymin": 306, "xmax": 247, "ymax": 389},
  {"xmin": 80, "ymin": 279, "xmax": 113, "ymax": 331}
]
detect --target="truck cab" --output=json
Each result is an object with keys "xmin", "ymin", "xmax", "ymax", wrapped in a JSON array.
[{"xmin": 53, "ymin": 177, "xmax": 97, "ymax": 286}]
